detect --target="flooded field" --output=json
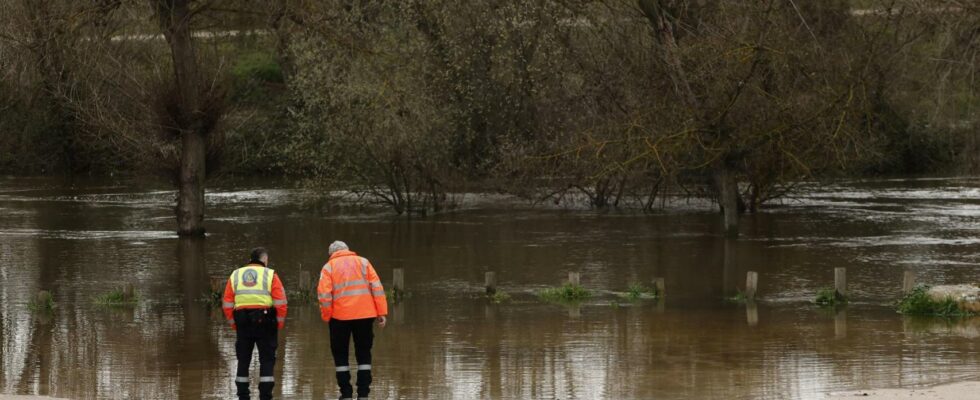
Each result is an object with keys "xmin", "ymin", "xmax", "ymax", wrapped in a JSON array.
[{"xmin": 2, "ymin": 177, "xmax": 980, "ymax": 399}]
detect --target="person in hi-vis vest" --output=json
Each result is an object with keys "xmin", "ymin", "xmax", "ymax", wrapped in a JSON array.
[
  {"xmin": 318, "ymin": 241, "xmax": 387, "ymax": 400},
  {"xmin": 222, "ymin": 247, "xmax": 288, "ymax": 400}
]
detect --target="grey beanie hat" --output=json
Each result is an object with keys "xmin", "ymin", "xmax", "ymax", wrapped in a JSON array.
[{"xmin": 328, "ymin": 240, "xmax": 349, "ymax": 256}]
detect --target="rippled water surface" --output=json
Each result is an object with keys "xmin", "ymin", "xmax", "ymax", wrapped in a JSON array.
[{"xmin": 2, "ymin": 177, "xmax": 980, "ymax": 399}]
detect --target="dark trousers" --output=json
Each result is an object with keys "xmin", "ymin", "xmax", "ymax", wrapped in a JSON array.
[
  {"xmin": 234, "ymin": 309, "xmax": 278, "ymax": 400},
  {"xmin": 329, "ymin": 318, "xmax": 375, "ymax": 399}
]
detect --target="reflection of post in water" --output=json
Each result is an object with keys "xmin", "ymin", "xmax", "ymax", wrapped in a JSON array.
[
  {"xmin": 835, "ymin": 309, "xmax": 847, "ymax": 339},
  {"xmin": 568, "ymin": 303, "xmax": 582, "ymax": 318},
  {"xmin": 746, "ymin": 301, "xmax": 759, "ymax": 327},
  {"xmin": 393, "ymin": 301, "xmax": 405, "ymax": 325},
  {"xmin": 722, "ymin": 238, "xmax": 738, "ymax": 298}
]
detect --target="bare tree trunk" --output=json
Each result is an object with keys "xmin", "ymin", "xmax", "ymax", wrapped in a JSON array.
[
  {"xmin": 177, "ymin": 128, "xmax": 206, "ymax": 235},
  {"xmin": 154, "ymin": 0, "xmax": 207, "ymax": 236},
  {"xmin": 639, "ymin": 0, "xmax": 742, "ymax": 236}
]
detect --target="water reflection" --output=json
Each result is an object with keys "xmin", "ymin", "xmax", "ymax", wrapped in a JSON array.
[{"xmin": 2, "ymin": 177, "xmax": 980, "ymax": 399}]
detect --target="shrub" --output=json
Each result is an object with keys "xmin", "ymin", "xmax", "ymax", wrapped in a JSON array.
[{"xmin": 897, "ymin": 285, "xmax": 973, "ymax": 317}]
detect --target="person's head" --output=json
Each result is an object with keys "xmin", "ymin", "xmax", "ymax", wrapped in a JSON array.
[
  {"xmin": 328, "ymin": 240, "xmax": 349, "ymax": 256},
  {"xmin": 250, "ymin": 247, "xmax": 269, "ymax": 266}
]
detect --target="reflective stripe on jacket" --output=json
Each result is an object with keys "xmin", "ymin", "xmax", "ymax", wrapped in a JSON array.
[
  {"xmin": 317, "ymin": 250, "xmax": 388, "ymax": 322},
  {"xmin": 222, "ymin": 263, "xmax": 288, "ymax": 329}
]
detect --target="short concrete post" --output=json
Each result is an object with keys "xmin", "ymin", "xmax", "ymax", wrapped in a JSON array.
[
  {"xmin": 393, "ymin": 268, "xmax": 405, "ymax": 292},
  {"xmin": 568, "ymin": 272, "xmax": 580, "ymax": 286},
  {"xmin": 745, "ymin": 271, "xmax": 758, "ymax": 300},
  {"xmin": 653, "ymin": 277, "xmax": 665, "ymax": 297},
  {"xmin": 835, "ymin": 268, "xmax": 847, "ymax": 298},
  {"xmin": 902, "ymin": 271, "xmax": 916, "ymax": 295},
  {"xmin": 485, "ymin": 272, "xmax": 497, "ymax": 295},
  {"xmin": 122, "ymin": 283, "xmax": 136, "ymax": 302},
  {"xmin": 298, "ymin": 271, "xmax": 311, "ymax": 293}
]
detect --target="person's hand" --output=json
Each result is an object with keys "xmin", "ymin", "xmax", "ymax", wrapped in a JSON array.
[{"xmin": 377, "ymin": 316, "xmax": 387, "ymax": 328}]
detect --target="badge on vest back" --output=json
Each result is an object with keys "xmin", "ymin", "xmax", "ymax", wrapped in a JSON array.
[{"xmin": 242, "ymin": 269, "xmax": 259, "ymax": 287}]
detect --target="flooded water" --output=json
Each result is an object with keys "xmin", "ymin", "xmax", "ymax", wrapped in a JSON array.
[{"xmin": 2, "ymin": 176, "xmax": 980, "ymax": 399}]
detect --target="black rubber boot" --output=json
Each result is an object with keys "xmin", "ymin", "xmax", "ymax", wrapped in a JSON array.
[
  {"xmin": 356, "ymin": 369, "xmax": 372, "ymax": 399},
  {"xmin": 336, "ymin": 370, "xmax": 353, "ymax": 399},
  {"xmin": 258, "ymin": 381, "xmax": 274, "ymax": 400},
  {"xmin": 235, "ymin": 381, "xmax": 250, "ymax": 400}
]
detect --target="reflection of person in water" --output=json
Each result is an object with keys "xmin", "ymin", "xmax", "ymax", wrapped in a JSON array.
[{"xmin": 222, "ymin": 247, "xmax": 288, "ymax": 400}]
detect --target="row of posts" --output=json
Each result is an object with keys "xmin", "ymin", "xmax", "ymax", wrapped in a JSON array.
[
  {"xmin": 209, "ymin": 267, "xmax": 918, "ymax": 301},
  {"xmin": 742, "ymin": 267, "xmax": 918, "ymax": 300}
]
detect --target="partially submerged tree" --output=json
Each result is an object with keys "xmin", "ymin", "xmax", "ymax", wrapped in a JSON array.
[{"xmin": 150, "ymin": 0, "xmax": 226, "ymax": 236}]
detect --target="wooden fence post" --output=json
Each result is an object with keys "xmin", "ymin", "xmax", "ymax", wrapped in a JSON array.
[
  {"xmin": 902, "ymin": 271, "xmax": 916, "ymax": 295},
  {"xmin": 745, "ymin": 271, "xmax": 758, "ymax": 300},
  {"xmin": 653, "ymin": 277, "xmax": 665, "ymax": 297},
  {"xmin": 393, "ymin": 268, "xmax": 405, "ymax": 292},
  {"xmin": 485, "ymin": 272, "xmax": 497, "ymax": 295},
  {"xmin": 835, "ymin": 268, "xmax": 847, "ymax": 298},
  {"xmin": 298, "ymin": 270, "xmax": 312, "ymax": 293},
  {"xmin": 568, "ymin": 272, "xmax": 580, "ymax": 286}
]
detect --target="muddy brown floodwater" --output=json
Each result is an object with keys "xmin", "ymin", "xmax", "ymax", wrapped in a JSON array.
[{"xmin": 2, "ymin": 177, "xmax": 980, "ymax": 399}]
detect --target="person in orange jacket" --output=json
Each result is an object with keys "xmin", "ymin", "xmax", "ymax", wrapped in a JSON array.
[
  {"xmin": 222, "ymin": 247, "xmax": 288, "ymax": 400},
  {"xmin": 317, "ymin": 241, "xmax": 387, "ymax": 400}
]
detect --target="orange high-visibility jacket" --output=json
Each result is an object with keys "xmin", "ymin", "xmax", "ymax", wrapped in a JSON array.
[
  {"xmin": 222, "ymin": 263, "xmax": 288, "ymax": 330},
  {"xmin": 317, "ymin": 250, "xmax": 388, "ymax": 322}
]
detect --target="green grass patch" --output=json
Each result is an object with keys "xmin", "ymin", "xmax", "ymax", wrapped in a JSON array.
[
  {"xmin": 815, "ymin": 288, "xmax": 847, "ymax": 308},
  {"xmin": 28, "ymin": 292, "xmax": 56, "ymax": 312},
  {"xmin": 539, "ymin": 283, "xmax": 591, "ymax": 303},
  {"xmin": 622, "ymin": 283, "xmax": 659, "ymax": 301},
  {"xmin": 487, "ymin": 291, "xmax": 511, "ymax": 304},
  {"xmin": 199, "ymin": 290, "xmax": 222, "ymax": 307},
  {"xmin": 232, "ymin": 51, "xmax": 284, "ymax": 83},
  {"xmin": 230, "ymin": 51, "xmax": 285, "ymax": 103},
  {"xmin": 725, "ymin": 291, "xmax": 748, "ymax": 303},
  {"xmin": 897, "ymin": 285, "xmax": 974, "ymax": 317},
  {"xmin": 94, "ymin": 288, "xmax": 138, "ymax": 307},
  {"xmin": 387, "ymin": 288, "xmax": 410, "ymax": 304}
]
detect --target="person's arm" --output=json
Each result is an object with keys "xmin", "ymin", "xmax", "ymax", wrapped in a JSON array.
[
  {"xmin": 271, "ymin": 273, "xmax": 288, "ymax": 329},
  {"xmin": 317, "ymin": 263, "xmax": 333, "ymax": 322},
  {"xmin": 222, "ymin": 278, "xmax": 237, "ymax": 330},
  {"xmin": 365, "ymin": 261, "xmax": 388, "ymax": 325}
]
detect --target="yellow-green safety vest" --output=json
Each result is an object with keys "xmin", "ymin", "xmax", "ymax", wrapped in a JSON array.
[{"xmin": 231, "ymin": 264, "xmax": 274, "ymax": 308}]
